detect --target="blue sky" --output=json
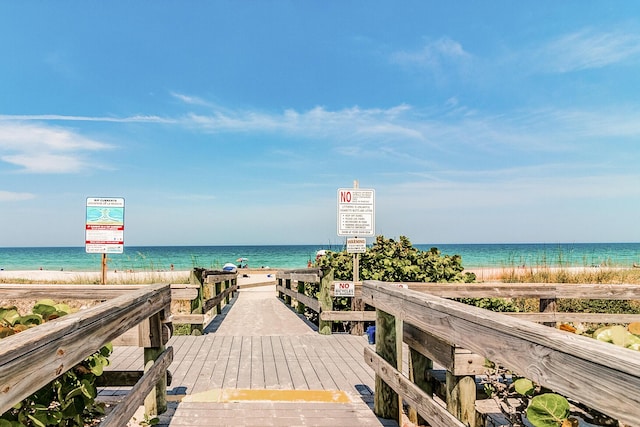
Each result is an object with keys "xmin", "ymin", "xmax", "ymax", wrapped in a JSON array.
[{"xmin": 1, "ymin": 2, "xmax": 640, "ymax": 247}]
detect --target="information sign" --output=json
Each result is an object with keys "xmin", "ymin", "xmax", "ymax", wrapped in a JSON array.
[
  {"xmin": 85, "ymin": 197, "xmax": 125, "ymax": 254},
  {"xmin": 337, "ymin": 188, "xmax": 375, "ymax": 236},
  {"xmin": 347, "ymin": 237, "xmax": 367, "ymax": 254},
  {"xmin": 333, "ymin": 281, "xmax": 356, "ymax": 297}
]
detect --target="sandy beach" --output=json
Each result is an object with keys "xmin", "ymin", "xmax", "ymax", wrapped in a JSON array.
[{"xmin": 0, "ymin": 268, "xmax": 278, "ymax": 287}]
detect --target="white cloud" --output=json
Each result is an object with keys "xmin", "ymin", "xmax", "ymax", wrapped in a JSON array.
[
  {"xmin": 0, "ymin": 122, "xmax": 112, "ymax": 173},
  {"xmin": 536, "ymin": 28, "xmax": 640, "ymax": 73},
  {"xmin": 0, "ymin": 190, "xmax": 35, "ymax": 202},
  {"xmin": 391, "ymin": 37, "xmax": 472, "ymax": 69}
]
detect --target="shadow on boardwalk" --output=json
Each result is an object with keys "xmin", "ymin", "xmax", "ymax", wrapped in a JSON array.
[{"xmin": 106, "ymin": 284, "xmax": 397, "ymax": 427}]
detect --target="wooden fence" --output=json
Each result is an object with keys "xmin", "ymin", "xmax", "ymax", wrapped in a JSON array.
[
  {"xmin": 362, "ymin": 280, "xmax": 640, "ymax": 427},
  {"xmin": 0, "ymin": 283, "xmax": 172, "ymax": 426},
  {"xmin": 276, "ymin": 268, "xmax": 375, "ymax": 335},
  {"xmin": 169, "ymin": 268, "xmax": 237, "ymax": 334}
]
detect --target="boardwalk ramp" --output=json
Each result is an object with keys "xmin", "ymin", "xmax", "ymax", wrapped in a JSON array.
[{"xmin": 106, "ymin": 284, "xmax": 396, "ymax": 426}]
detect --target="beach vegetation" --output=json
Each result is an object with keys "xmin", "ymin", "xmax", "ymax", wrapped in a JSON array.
[
  {"xmin": 316, "ymin": 235, "xmax": 476, "ymax": 283},
  {"xmin": 0, "ymin": 302, "xmax": 111, "ymax": 426}
]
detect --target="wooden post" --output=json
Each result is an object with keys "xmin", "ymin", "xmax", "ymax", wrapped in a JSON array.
[
  {"xmin": 215, "ymin": 280, "xmax": 222, "ymax": 314},
  {"xmin": 374, "ymin": 308, "xmax": 399, "ymax": 422},
  {"xmin": 284, "ymin": 278, "xmax": 292, "ymax": 306},
  {"xmin": 297, "ymin": 281, "xmax": 306, "ymax": 315},
  {"xmin": 142, "ymin": 312, "xmax": 167, "ymax": 416},
  {"xmin": 408, "ymin": 348, "xmax": 433, "ymax": 425},
  {"xmin": 189, "ymin": 269, "xmax": 204, "ymax": 335},
  {"xmin": 540, "ymin": 297, "xmax": 558, "ymax": 327},
  {"xmin": 446, "ymin": 371, "xmax": 477, "ymax": 427},
  {"xmin": 351, "ymin": 252, "xmax": 365, "ymax": 335},
  {"xmin": 224, "ymin": 279, "xmax": 231, "ymax": 304},
  {"xmin": 277, "ymin": 278, "xmax": 284, "ymax": 300},
  {"xmin": 101, "ymin": 253, "xmax": 107, "ymax": 285},
  {"xmin": 318, "ymin": 269, "xmax": 333, "ymax": 335}
]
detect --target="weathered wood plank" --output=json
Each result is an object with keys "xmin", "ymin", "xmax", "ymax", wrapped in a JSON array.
[
  {"xmin": 404, "ymin": 282, "xmax": 640, "ymax": 300},
  {"xmin": 0, "ymin": 284, "xmax": 171, "ymax": 414},
  {"xmin": 362, "ymin": 281, "xmax": 640, "ymax": 426},
  {"xmin": 275, "ymin": 284, "xmax": 320, "ymax": 312},
  {"xmin": 101, "ymin": 347, "xmax": 173, "ymax": 427},
  {"xmin": 364, "ymin": 347, "xmax": 465, "ymax": 427},
  {"xmin": 320, "ymin": 310, "xmax": 377, "ymax": 322}
]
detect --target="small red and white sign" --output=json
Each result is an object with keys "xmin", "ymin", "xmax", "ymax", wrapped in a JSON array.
[
  {"xmin": 333, "ymin": 281, "xmax": 356, "ymax": 297},
  {"xmin": 347, "ymin": 237, "xmax": 367, "ymax": 254}
]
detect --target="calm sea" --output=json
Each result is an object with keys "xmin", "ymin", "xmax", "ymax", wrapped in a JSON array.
[{"xmin": 1, "ymin": 243, "xmax": 639, "ymax": 272}]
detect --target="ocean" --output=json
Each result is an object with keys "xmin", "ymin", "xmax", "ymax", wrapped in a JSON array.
[{"xmin": 1, "ymin": 243, "xmax": 639, "ymax": 272}]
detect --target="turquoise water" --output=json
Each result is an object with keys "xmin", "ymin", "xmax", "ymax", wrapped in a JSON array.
[{"xmin": 1, "ymin": 243, "xmax": 639, "ymax": 272}]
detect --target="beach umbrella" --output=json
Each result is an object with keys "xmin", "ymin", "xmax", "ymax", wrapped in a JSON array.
[{"xmin": 236, "ymin": 257, "xmax": 248, "ymax": 262}]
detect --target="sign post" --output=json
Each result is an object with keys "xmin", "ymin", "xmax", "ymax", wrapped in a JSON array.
[{"xmin": 85, "ymin": 197, "xmax": 125, "ymax": 284}]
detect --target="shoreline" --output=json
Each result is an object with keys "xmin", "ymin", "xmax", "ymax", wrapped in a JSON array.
[{"xmin": 0, "ymin": 266, "xmax": 634, "ymax": 284}]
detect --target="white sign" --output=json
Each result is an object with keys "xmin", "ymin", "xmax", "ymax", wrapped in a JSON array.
[
  {"xmin": 85, "ymin": 197, "xmax": 125, "ymax": 254},
  {"xmin": 333, "ymin": 281, "xmax": 356, "ymax": 297},
  {"xmin": 337, "ymin": 188, "xmax": 375, "ymax": 236},
  {"xmin": 347, "ymin": 237, "xmax": 367, "ymax": 253}
]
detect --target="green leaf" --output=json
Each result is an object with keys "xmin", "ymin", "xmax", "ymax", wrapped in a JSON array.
[
  {"xmin": 514, "ymin": 378, "xmax": 536, "ymax": 396},
  {"xmin": 526, "ymin": 394, "xmax": 570, "ymax": 427},
  {"xmin": 26, "ymin": 414, "xmax": 46, "ymax": 427}
]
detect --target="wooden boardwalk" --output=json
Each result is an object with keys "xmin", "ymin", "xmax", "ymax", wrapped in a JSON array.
[{"xmin": 103, "ymin": 285, "xmax": 397, "ymax": 426}]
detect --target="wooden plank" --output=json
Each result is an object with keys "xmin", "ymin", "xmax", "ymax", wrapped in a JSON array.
[
  {"xmin": 404, "ymin": 282, "xmax": 640, "ymax": 300},
  {"xmin": 261, "ymin": 336, "xmax": 279, "ymax": 389},
  {"xmin": 320, "ymin": 310, "xmax": 377, "ymax": 322},
  {"xmin": 280, "ymin": 336, "xmax": 309, "ymax": 390},
  {"xmin": 0, "ymin": 284, "xmax": 150, "ymax": 299},
  {"xmin": 250, "ymin": 336, "xmax": 265, "ymax": 389},
  {"xmin": 190, "ymin": 335, "xmax": 222, "ymax": 394},
  {"xmin": 362, "ymin": 281, "xmax": 640, "ymax": 426},
  {"xmin": 403, "ymin": 324, "xmax": 486, "ymax": 376},
  {"xmin": 0, "ymin": 284, "xmax": 171, "ymax": 414},
  {"xmin": 101, "ymin": 347, "xmax": 173, "ymax": 427},
  {"xmin": 290, "ymin": 337, "xmax": 323, "ymax": 390},
  {"xmin": 275, "ymin": 284, "xmax": 320, "ymax": 312},
  {"xmin": 236, "ymin": 336, "xmax": 253, "ymax": 389},
  {"xmin": 171, "ymin": 314, "xmax": 205, "ymax": 325},
  {"xmin": 169, "ymin": 284, "xmax": 200, "ymax": 301},
  {"xmin": 271, "ymin": 336, "xmax": 294, "ymax": 389},
  {"xmin": 505, "ymin": 312, "xmax": 640, "ymax": 323},
  {"xmin": 210, "ymin": 335, "xmax": 234, "ymax": 389},
  {"xmin": 364, "ymin": 347, "xmax": 465, "ymax": 427}
]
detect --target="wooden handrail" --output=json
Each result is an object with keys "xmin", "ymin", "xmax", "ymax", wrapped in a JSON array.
[
  {"xmin": 362, "ymin": 280, "xmax": 640, "ymax": 426},
  {"xmin": 0, "ymin": 283, "xmax": 172, "ymax": 415}
]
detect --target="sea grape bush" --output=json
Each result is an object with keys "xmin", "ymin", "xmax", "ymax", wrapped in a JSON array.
[
  {"xmin": 316, "ymin": 235, "xmax": 476, "ymax": 283},
  {"xmin": 0, "ymin": 301, "xmax": 112, "ymax": 427}
]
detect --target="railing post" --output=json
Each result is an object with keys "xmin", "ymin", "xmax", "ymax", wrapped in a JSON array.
[
  {"xmin": 224, "ymin": 279, "xmax": 231, "ymax": 304},
  {"xmin": 284, "ymin": 278, "xmax": 292, "ymax": 306},
  {"xmin": 408, "ymin": 348, "xmax": 433, "ymax": 425},
  {"xmin": 374, "ymin": 308, "xmax": 399, "ymax": 422},
  {"xmin": 319, "ymin": 269, "xmax": 333, "ymax": 335},
  {"xmin": 189, "ymin": 268, "xmax": 204, "ymax": 335},
  {"xmin": 297, "ymin": 281, "xmax": 306, "ymax": 315},
  {"xmin": 215, "ymin": 280, "xmax": 223, "ymax": 314},
  {"xmin": 142, "ymin": 312, "xmax": 167, "ymax": 416},
  {"xmin": 446, "ymin": 371, "xmax": 477, "ymax": 427},
  {"xmin": 540, "ymin": 297, "xmax": 558, "ymax": 327}
]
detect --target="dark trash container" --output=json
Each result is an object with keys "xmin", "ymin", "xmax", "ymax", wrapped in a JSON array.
[{"xmin": 366, "ymin": 325, "xmax": 376, "ymax": 345}]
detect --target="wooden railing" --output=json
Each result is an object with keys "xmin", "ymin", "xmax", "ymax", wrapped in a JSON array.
[
  {"xmin": 0, "ymin": 283, "xmax": 173, "ymax": 426},
  {"xmin": 169, "ymin": 268, "xmax": 237, "ymax": 334},
  {"xmin": 362, "ymin": 280, "xmax": 640, "ymax": 427},
  {"xmin": 276, "ymin": 268, "xmax": 376, "ymax": 334}
]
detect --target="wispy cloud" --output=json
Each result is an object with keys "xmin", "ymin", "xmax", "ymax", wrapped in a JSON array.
[
  {"xmin": 0, "ymin": 190, "xmax": 36, "ymax": 202},
  {"xmin": 391, "ymin": 37, "xmax": 471, "ymax": 68},
  {"xmin": 0, "ymin": 122, "xmax": 113, "ymax": 173},
  {"xmin": 0, "ymin": 114, "xmax": 173, "ymax": 123},
  {"xmin": 535, "ymin": 28, "xmax": 640, "ymax": 73}
]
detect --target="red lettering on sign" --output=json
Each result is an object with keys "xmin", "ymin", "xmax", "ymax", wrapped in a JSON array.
[{"xmin": 340, "ymin": 191, "xmax": 351, "ymax": 203}]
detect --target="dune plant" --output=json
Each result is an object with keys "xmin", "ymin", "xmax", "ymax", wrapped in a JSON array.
[{"xmin": 0, "ymin": 301, "xmax": 111, "ymax": 427}]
